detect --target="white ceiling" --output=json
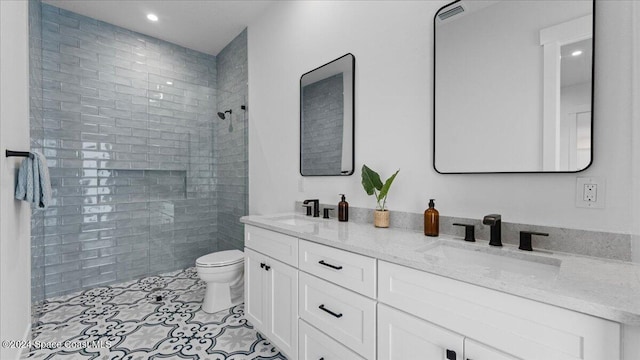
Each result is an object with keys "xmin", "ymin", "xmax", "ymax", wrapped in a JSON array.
[{"xmin": 42, "ymin": 0, "xmax": 276, "ymax": 55}]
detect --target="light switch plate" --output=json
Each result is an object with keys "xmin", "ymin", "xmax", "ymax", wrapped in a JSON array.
[{"xmin": 576, "ymin": 177, "xmax": 605, "ymax": 208}]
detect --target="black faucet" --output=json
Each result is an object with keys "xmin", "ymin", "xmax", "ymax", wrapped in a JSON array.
[
  {"xmin": 482, "ymin": 214, "xmax": 502, "ymax": 247},
  {"xmin": 303, "ymin": 199, "xmax": 320, "ymax": 217},
  {"xmin": 519, "ymin": 231, "xmax": 549, "ymax": 251}
]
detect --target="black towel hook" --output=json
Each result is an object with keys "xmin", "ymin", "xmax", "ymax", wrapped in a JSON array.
[{"xmin": 5, "ymin": 150, "xmax": 34, "ymax": 159}]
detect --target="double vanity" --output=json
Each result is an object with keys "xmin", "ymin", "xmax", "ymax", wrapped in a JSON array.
[{"xmin": 241, "ymin": 213, "xmax": 640, "ymax": 360}]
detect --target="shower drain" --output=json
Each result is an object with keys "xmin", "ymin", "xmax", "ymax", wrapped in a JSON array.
[{"xmin": 148, "ymin": 286, "xmax": 165, "ymax": 302}]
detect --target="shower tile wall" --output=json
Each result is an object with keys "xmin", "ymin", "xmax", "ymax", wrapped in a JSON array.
[
  {"xmin": 301, "ymin": 73, "xmax": 344, "ymax": 175},
  {"xmin": 39, "ymin": 4, "xmax": 217, "ymax": 297},
  {"xmin": 29, "ymin": 0, "xmax": 45, "ymax": 322},
  {"xmin": 215, "ymin": 29, "xmax": 248, "ymax": 251}
]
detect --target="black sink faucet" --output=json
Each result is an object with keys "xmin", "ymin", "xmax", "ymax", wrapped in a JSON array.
[
  {"xmin": 303, "ymin": 199, "xmax": 320, "ymax": 217},
  {"xmin": 482, "ymin": 214, "xmax": 502, "ymax": 246}
]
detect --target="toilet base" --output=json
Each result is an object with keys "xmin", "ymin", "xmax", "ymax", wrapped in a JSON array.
[{"xmin": 201, "ymin": 282, "xmax": 243, "ymax": 314}]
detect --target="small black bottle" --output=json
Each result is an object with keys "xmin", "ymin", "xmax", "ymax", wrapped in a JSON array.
[{"xmin": 338, "ymin": 194, "xmax": 349, "ymax": 222}]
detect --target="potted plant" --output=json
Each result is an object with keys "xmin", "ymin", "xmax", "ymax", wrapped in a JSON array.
[{"xmin": 361, "ymin": 165, "xmax": 400, "ymax": 228}]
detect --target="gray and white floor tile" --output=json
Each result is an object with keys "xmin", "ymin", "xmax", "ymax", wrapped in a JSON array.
[{"xmin": 23, "ymin": 268, "xmax": 286, "ymax": 359}]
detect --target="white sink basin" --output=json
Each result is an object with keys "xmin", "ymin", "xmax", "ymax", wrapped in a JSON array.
[
  {"xmin": 419, "ymin": 241, "xmax": 561, "ymax": 281},
  {"xmin": 266, "ymin": 215, "xmax": 319, "ymax": 227}
]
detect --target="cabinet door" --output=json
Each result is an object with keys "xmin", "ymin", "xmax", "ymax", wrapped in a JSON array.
[
  {"xmin": 299, "ymin": 272, "xmax": 376, "ymax": 359},
  {"xmin": 267, "ymin": 257, "xmax": 298, "ymax": 359},
  {"xmin": 244, "ymin": 248, "xmax": 268, "ymax": 332},
  {"xmin": 299, "ymin": 319, "xmax": 365, "ymax": 360},
  {"xmin": 378, "ymin": 261, "xmax": 620, "ymax": 359},
  {"xmin": 378, "ymin": 303, "xmax": 464, "ymax": 360},
  {"xmin": 464, "ymin": 339, "xmax": 520, "ymax": 360}
]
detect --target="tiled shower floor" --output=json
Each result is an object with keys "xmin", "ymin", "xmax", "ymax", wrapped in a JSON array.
[{"xmin": 23, "ymin": 268, "xmax": 286, "ymax": 359}]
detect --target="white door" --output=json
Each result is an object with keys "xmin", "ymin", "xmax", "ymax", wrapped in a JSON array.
[
  {"xmin": 244, "ymin": 248, "xmax": 268, "ymax": 332},
  {"xmin": 464, "ymin": 339, "xmax": 520, "ymax": 360},
  {"xmin": 267, "ymin": 257, "xmax": 298, "ymax": 358},
  {"xmin": 378, "ymin": 304, "xmax": 464, "ymax": 360}
]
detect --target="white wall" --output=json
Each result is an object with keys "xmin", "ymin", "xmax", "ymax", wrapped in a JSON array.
[
  {"xmin": 248, "ymin": 1, "xmax": 636, "ymax": 235},
  {"xmin": 631, "ymin": 0, "xmax": 640, "ymax": 263},
  {"xmin": 0, "ymin": 1, "xmax": 32, "ymax": 358}
]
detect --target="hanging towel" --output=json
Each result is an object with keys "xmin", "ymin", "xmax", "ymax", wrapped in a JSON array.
[{"xmin": 15, "ymin": 151, "xmax": 52, "ymax": 208}]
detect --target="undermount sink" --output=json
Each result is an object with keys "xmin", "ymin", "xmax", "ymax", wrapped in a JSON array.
[
  {"xmin": 418, "ymin": 241, "xmax": 561, "ymax": 280},
  {"xmin": 266, "ymin": 215, "xmax": 319, "ymax": 227}
]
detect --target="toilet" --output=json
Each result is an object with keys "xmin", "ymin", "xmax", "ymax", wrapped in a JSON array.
[{"xmin": 196, "ymin": 249, "xmax": 244, "ymax": 314}]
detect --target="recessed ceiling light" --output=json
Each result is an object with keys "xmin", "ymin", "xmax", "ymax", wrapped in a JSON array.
[
  {"xmin": 166, "ymin": 81, "xmax": 173, "ymax": 85},
  {"xmin": 147, "ymin": 13, "xmax": 158, "ymax": 22},
  {"xmin": 571, "ymin": 50, "xmax": 583, "ymax": 57}
]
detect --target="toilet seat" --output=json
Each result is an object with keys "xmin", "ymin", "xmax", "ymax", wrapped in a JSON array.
[{"xmin": 196, "ymin": 250, "xmax": 244, "ymax": 268}]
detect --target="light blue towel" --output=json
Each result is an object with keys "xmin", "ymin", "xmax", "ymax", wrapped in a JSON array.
[{"xmin": 15, "ymin": 150, "xmax": 52, "ymax": 208}]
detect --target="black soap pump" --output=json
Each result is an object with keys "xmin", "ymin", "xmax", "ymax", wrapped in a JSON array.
[{"xmin": 338, "ymin": 194, "xmax": 349, "ymax": 222}]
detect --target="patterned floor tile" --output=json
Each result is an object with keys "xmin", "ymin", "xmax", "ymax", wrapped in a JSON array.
[{"xmin": 23, "ymin": 268, "xmax": 287, "ymax": 360}]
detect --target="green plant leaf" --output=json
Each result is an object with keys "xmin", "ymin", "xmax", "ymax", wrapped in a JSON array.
[
  {"xmin": 361, "ymin": 164, "xmax": 383, "ymax": 195},
  {"xmin": 377, "ymin": 169, "xmax": 400, "ymax": 203}
]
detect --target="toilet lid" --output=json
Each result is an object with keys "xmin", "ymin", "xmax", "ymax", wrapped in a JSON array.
[{"xmin": 196, "ymin": 250, "xmax": 244, "ymax": 267}]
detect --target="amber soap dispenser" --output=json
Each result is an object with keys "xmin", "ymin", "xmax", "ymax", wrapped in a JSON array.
[
  {"xmin": 338, "ymin": 194, "xmax": 349, "ymax": 222},
  {"xmin": 424, "ymin": 199, "xmax": 439, "ymax": 237}
]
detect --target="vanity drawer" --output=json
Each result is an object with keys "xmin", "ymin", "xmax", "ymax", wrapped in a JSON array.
[
  {"xmin": 298, "ymin": 319, "xmax": 365, "ymax": 360},
  {"xmin": 378, "ymin": 261, "xmax": 620, "ymax": 360},
  {"xmin": 299, "ymin": 272, "xmax": 376, "ymax": 360},
  {"xmin": 299, "ymin": 240, "xmax": 376, "ymax": 298},
  {"xmin": 245, "ymin": 225, "xmax": 298, "ymax": 267}
]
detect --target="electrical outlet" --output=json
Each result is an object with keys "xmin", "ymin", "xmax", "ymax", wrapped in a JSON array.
[
  {"xmin": 576, "ymin": 177, "xmax": 605, "ymax": 208},
  {"xmin": 583, "ymin": 184, "xmax": 597, "ymax": 202}
]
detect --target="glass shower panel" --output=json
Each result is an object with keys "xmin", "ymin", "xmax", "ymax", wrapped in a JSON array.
[{"xmin": 147, "ymin": 67, "xmax": 217, "ymax": 274}]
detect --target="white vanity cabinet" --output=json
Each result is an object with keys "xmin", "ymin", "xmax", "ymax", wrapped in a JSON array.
[
  {"xmin": 244, "ymin": 222, "xmax": 631, "ymax": 360},
  {"xmin": 464, "ymin": 339, "xmax": 520, "ymax": 360},
  {"xmin": 378, "ymin": 303, "xmax": 464, "ymax": 360},
  {"xmin": 244, "ymin": 226, "xmax": 299, "ymax": 359},
  {"xmin": 298, "ymin": 315, "xmax": 366, "ymax": 360},
  {"xmin": 298, "ymin": 240, "xmax": 377, "ymax": 360},
  {"xmin": 378, "ymin": 260, "xmax": 621, "ymax": 360},
  {"xmin": 378, "ymin": 304, "xmax": 520, "ymax": 360}
]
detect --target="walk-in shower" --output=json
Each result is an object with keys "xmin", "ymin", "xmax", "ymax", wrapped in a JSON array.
[{"xmin": 28, "ymin": 2, "xmax": 249, "ymax": 315}]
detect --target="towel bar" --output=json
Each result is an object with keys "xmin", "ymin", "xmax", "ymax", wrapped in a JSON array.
[{"xmin": 5, "ymin": 150, "xmax": 34, "ymax": 159}]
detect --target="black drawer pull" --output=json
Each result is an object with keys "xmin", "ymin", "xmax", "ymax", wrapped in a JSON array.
[
  {"xmin": 318, "ymin": 260, "xmax": 343, "ymax": 270},
  {"xmin": 446, "ymin": 349, "xmax": 456, "ymax": 360},
  {"xmin": 260, "ymin": 263, "xmax": 265, "ymax": 268},
  {"xmin": 264, "ymin": 264, "xmax": 270, "ymax": 271},
  {"xmin": 318, "ymin": 304, "xmax": 343, "ymax": 318},
  {"xmin": 319, "ymin": 358, "xmax": 324, "ymax": 360}
]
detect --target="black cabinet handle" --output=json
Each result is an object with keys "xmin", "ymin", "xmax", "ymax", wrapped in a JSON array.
[
  {"xmin": 319, "ymin": 358, "xmax": 324, "ymax": 360},
  {"xmin": 318, "ymin": 260, "xmax": 343, "ymax": 270},
  {"xmin": 264, "ymin": 264, "xmax": 271, "ymax": 271},
  {"xmin": 446, "ymin": 349, "xmax": 456, "ymax": 360},
  {"xmin": 260, "ymin": 262, "xmax": 265, "ymax": 269},
  {"xmin": 318, "ymin": 304, "xmax": 343, "ymax": 318}
]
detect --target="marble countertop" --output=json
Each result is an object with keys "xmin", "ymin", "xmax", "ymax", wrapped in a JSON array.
[{"xmin": 240, "ymin": 213, "xmax": 640, "ymax": 326}]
